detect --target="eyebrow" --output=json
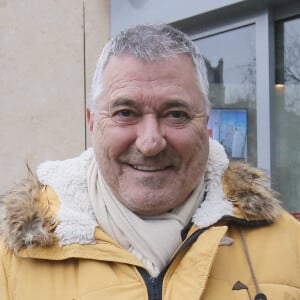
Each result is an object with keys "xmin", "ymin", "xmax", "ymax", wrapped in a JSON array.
[
  {"xmin": 162, "ymin": 100, "xmax": 191, "ymax": 110},
  {"xmin": 110, "ymin": 98, "xmax": 191, "ymax": 110},
  {"xmin": 111, "ymin": 98, "xmax": 136, "ymax": 108}
]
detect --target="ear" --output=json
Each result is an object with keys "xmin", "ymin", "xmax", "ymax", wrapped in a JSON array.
[
  {"xmin": 86, "ymin": 108, "xmax": 94, "ymax": 133},
  {"xmin": 205, "ymin": 114, "xmax": 209, "ymax": 125}
]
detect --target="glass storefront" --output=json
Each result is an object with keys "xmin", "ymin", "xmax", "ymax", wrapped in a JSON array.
[
  {"xmin": 194, "ymin": 25, "xmax": 257, "ymax": 165},
  {"xmin": 273, "ymin": 16, "xmax": 300, "ymax": 214},
  {"xmin": 191, "ymin": 11, "xmax": 300, "ymax": 215}
]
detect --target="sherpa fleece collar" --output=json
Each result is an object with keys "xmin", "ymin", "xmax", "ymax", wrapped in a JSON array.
[
  {"xmin": 36, "ymin": 138, "xmax": 232, "ymax": 246},
  {"xmin": 0, "ymin": 139, "xmax": 281, "ymax": 251}
]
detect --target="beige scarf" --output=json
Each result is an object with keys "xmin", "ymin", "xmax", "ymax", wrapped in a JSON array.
[{"xmin": 87, "ymin": 155, "xmax": 205, "ymax": 277}]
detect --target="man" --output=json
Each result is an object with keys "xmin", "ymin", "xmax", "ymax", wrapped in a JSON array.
[{"xmin": 0, "ymin": 24, "xmax": 299, "ymax": 300}]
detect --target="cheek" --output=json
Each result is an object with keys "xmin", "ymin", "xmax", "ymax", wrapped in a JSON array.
[
  {"xmin": 165, "ymin": 123, "xmax": 208, "ymax": 163},
  {"xmin": 193, "ymin": 123, "xmax": 209, "ymax": 154},
  {"xmin": 191, "ymin": 123, "xmax": 209, "ymax": 169},
  {"xmin": 93, "ymin": 118, "xmax": 137, "ymax": 159}
]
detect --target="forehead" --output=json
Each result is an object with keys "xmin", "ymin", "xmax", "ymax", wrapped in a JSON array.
[
  {"xmin": 103, "ymin": 53, "xmax": 197, "ymax": 83},
  {"xmin": 99, "ymin": 54, "xmax": 204, "ymax": 110}
]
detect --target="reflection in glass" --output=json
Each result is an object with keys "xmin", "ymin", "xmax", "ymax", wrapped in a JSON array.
[
  {"xmin": 194, "ymin": 25, "xmax": 257, "ymax": 164},
  {"xmin": 208, "ymin": 109, "xmax": 248, "ymax": 160},
  {"xmin": 273, "ymin": 17, "xmax": 300, "ymax": 213}
]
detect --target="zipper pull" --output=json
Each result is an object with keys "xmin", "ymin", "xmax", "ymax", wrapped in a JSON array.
[
  {"xmin": 255, "ymin": 293, "xmax": 267, "ymax": 300},
  {"xmin": 232, "ymin": 281, "xmax": 251, "ymax": 299}
]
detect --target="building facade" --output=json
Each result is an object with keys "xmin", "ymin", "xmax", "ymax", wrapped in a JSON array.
[{"xmin": 0, "ymin": 0, "xmax": 110, "ymax": 193}]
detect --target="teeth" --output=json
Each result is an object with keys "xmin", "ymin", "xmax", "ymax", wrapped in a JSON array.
[{"xmin": 131, "ymin": 165, "xmax": 166, "ymax": 171}]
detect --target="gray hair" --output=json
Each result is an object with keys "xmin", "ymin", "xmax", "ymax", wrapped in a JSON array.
[{"xmin": 89, "ymin": 24, "xmax": 210, "ymax": 113}]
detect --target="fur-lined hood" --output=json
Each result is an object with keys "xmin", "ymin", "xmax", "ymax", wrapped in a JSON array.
[{"xmin": 0, "ymin": 144, "xmax": 281, "ymax": 253}]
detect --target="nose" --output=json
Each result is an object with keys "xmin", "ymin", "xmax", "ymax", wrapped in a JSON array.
[{"xmin": 135, "ymin": 115, "xmax": 167, "ymax": 156}]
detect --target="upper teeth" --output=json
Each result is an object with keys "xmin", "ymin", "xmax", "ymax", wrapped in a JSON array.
[{"xmin": 132, "ymin": 165, "xmax": 166, "ymax": 171}]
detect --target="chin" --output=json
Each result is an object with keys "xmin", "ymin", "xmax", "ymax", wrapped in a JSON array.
[
  {"xmin": 130, "ymin": 205, "xmax": 171, "ymax": 216},
  {"xmin": 119, "ymin": 190, "xmax": 181, "ymax": 215}
]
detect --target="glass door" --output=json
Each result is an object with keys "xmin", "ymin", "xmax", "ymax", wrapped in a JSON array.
[
  {"xmin": 194, "ymin": 25, "xmax": 257, "ymax": 164},
  {"xmin": 273, "ymin": 16, "xmax": 300, "ymax": 215}
]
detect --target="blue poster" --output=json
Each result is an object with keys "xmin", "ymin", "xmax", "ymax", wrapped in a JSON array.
[{"xmin": 207, "ymin": 109, "xmax": 247, "ymax": 160}]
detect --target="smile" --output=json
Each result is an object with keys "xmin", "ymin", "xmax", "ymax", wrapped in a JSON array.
[{"xmin": 130, "ymin": 165, "xmax": 169, "ymax": 171}]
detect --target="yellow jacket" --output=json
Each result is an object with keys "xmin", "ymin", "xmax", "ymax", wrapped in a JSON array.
[{"xmin": 0, "ymin": 161, "xmax": 300, "ymax": 300}]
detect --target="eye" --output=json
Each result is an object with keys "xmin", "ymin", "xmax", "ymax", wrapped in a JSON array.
[
  {"xmin": 117, "ymin": 109, "xmax": 134, "ymax": 118},
  {"xmin": 112, "ymin": 109, "xmax": 139, "ymax": 124},
  {"xmin": 162, "ymin": 110, "xmax": 191, "ymax": 127},
  {"xmin": 167, "ymin": 111, "xmax": 189, "ymax": 120}
]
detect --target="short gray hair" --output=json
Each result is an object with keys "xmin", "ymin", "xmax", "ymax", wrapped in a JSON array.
[{"xmin": 89, "ymin": 24, "xmax": 210, "ymax": 113}]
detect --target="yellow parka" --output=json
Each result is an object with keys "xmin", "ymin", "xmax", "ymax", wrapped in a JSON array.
[{"xmin": 0, "ymin": 161, "xmax": 300, "ymax": 300}]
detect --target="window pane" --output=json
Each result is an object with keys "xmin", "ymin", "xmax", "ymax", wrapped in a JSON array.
[
  {"xmin": 194, "ymin": 25, "xmax": 257, "ymax": 164},
  {"xmin": 273, "ymin": 16, "xmax": 300, "ymax": 213}
]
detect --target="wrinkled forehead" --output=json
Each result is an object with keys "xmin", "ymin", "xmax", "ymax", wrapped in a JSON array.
[
  {"xmin": 102, "ymin": 53, "xmax": 199, "ymax": 85},
  {"xmin": 99, "ymin": 54, "xmax": 205, "ymax": 112}
]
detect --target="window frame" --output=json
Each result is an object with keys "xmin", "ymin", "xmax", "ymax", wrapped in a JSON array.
[{"xmin": 185, "ymin": 3, "xmax": 300, "ymax": 173}]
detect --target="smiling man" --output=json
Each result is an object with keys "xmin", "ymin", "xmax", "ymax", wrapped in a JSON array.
[
  {"xmin": 88, "ymin": 53, "xmax": 209, "ymax": 216},
  {"xmin": 1, "ymin": 24, "xmax": 300, "ymax": 300}
]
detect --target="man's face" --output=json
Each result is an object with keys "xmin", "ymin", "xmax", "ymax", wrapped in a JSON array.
[{"xmin": 87, "ymin": 54, "xmax": 209, "ymax": 215}]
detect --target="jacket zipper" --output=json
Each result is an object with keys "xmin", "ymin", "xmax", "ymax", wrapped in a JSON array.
[
  {"xmin": 138, "ymin": 227, "xmax": 206, "ymax": 300},
  {"xmin": 139, "ymin": 268, "xmax": 163, "ymax": 300}
]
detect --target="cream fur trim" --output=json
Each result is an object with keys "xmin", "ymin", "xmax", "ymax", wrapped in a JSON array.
[
  {"xmin": 37, "ymin": 149, "xmax": 97, "ymax": 246},
  {"xmin": 37, "ymin": 138, "xmax": 234, "ymax": 246},
  {"xmin": 192, "ymin": 138, "xmax": 234, "ymax": 228}
]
